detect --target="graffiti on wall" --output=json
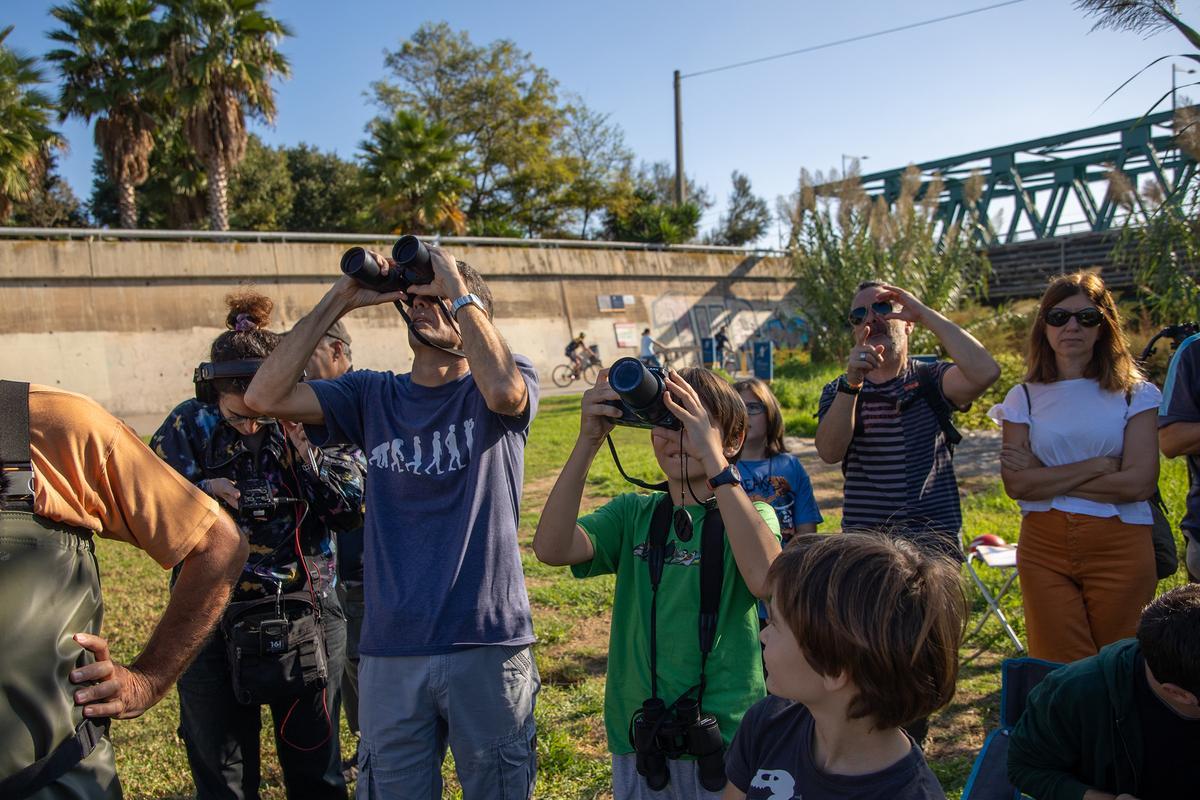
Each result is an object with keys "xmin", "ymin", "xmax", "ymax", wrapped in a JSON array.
[{"xmin": 648, "ymin": 291, "xmax": 809, "ymax": 353}]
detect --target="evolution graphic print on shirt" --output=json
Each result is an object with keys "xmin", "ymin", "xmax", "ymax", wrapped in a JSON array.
[{"xmin": 366, "ymin": 417, "xmax": 476, "ymax": 476}]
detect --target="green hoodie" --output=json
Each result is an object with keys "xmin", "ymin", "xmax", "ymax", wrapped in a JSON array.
[{"xmin": 1007, "ymin": 639, "xmax": 1143, "ymax": 800}]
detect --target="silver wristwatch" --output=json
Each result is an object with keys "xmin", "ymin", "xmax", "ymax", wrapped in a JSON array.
[{"xmin": 450, "ymin": 293, "xmax": 486, "ymax": 321}]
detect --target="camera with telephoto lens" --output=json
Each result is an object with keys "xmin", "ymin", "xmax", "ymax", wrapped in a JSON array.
[
  {"xmin": 630, "ymin": 696, "xmax": 726, "ymax": 791},
  {"xmin": 339, "ymin": 235, "xmax": 435, "ymax": 294},
  {"xmin": 237, "ymin": 477, "xmax": 276, "ymax": 522},
  {"xmin": 606, "ymin": 356, "xmax": 681, "ymax": 430}
]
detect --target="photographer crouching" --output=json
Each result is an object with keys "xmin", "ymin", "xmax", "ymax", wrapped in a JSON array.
[
  {"xmin": 243, "ymin": 240, "xmax": 540, "ymax": 799},
  {"xmin": 150, "ymin": 291, "xmax": 364, "ymax": 799}
]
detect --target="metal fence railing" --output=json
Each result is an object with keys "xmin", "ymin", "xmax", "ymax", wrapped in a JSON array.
[{"xmin": 0, "ymin": 226, "xmax": 788, "ymax": 257}]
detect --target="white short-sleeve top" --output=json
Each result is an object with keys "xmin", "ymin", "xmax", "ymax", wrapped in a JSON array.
[{"xmin": 987, "ymin": 378, "xmax": 1162, "ymax": 523}]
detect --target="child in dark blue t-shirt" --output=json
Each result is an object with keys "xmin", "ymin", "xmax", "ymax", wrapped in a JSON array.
[
  {"xmin": 733, "ymin": 379, "xmax": 821, "ymax": 543},
  {"xmin": 725, "ymin": 532, "xmax": 965, "ymax": 800}
]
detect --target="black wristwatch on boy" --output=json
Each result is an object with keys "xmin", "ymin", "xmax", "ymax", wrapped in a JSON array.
[{"xmin": 707, "ymin": 464, "xmax": 742, "ymax": 491}]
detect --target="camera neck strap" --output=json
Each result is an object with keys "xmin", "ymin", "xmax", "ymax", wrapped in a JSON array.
[
  {"xmin": 392, "ymin": 298, "xmax": 467, "ymax": 359},
  {"xmin": 605, "ymin": 434, "xmax": 668, "ymax": 492},
  {"xmin": 645, "ymin": 492, "xmax": 724, "ymax": 707}
]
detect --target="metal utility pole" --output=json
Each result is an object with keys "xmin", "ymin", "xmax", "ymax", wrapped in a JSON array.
[
  {"xmin": 1173, "ymin": 63, "xmax": 1196, "ymax": 113},
  {"xmin": 674, "ymin": 70, "xmax": 686, "ymax": 205}
]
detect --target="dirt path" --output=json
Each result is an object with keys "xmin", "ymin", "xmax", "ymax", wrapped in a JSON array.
[{"xmin": 787, "ymin": 429, "xmax": 1003, "ymax": 512}]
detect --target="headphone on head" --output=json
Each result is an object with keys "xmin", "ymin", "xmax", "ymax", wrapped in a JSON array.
[{"xmin": 193, "ymin": 359, "xmax": 264, "ymax": 404}]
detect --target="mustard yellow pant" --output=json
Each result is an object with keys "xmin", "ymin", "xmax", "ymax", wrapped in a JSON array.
[{"xmin": 1017, "ymin": 509, "xmax": 1157, "ymax": 663}]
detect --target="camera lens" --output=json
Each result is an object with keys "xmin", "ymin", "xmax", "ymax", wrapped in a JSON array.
[{"xmin": 610, "ymin": 357, "xmax": 661, "ymax": 408}]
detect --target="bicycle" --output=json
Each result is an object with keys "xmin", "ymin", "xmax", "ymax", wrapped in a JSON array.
[{"xmin": 552, "ymin": 347, "xmax": 602, "ymax": 388}]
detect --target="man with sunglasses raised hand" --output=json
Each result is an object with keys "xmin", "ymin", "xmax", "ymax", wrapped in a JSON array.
[{"xmin": 815, "ymin": 281, "xmax": 999, "ymax": 560}]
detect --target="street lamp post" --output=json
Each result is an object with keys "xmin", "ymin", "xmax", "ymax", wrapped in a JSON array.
[
  {"xmin": 841, "ymin": 154, "xmax": 868, "ymax": 178},
  {"xmin": 1173, "ymin": 63, "xmax": 1196, "ymax": 113}
]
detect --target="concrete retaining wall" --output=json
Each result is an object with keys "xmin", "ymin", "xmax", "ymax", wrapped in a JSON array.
[{"xmin": 0, "ymin": 239, "xmax": 798, "ymax": 419}]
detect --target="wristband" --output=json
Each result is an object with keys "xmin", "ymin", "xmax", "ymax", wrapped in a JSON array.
[
  {"xmin": 837, "ymin": 375, "xmax": 863, "ymax": 395},
  {"xmin": 451, "ymin": 293, "xmax": 486, "ymax": 321}
]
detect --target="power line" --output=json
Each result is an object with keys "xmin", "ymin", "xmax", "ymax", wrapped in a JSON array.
[{"xmin": 681, "ymin": 0, "xmax": 1029, "ymax": 80}]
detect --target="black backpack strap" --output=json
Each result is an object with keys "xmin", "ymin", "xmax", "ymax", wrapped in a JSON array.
[
  {"xmin": 697, "ymin": 505, "xmax": 724, "ymax": 658},
  {"xmin": 0, "ymin": 380, "xmax": 31, "ymax": 464},
  {"xmin": 695, "ymin": 503, "xmax": 725, "ymax": 708},
  {"xmin": 0, "ymin": 717, "xmax": 109, "ymax": 799},
  {"xmin": 915, "ymin": 362, "xmax": 962, "ymax": 451},
  {"xmin": 646, "ymin": 493, "xmax": 675, "ymax": 588}
]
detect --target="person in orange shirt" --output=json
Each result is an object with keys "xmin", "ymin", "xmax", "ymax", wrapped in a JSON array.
[{"xmin": 0, "ymin": 381, "xmax": 247, "ymax": 800}]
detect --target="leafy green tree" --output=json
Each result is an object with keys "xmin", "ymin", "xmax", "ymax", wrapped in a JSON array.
[
  {"xmin": 46, "ymin": 0, "xmax": 160, "ymax": 229},
  {"xmin": 283, "ymin": 143, "xmax": 367, "ymax": 232},
  {"xmin": 359, "ymin": 110, "xmax": 469, "ymax": 234},
  {"xmin": 89, "ymin": 114, "xmax": 207, "ymax": 228},
  {"xmin": 780, "ymin": 167, "xmax": 990, "ymax": 362},
  {"xmin": 0, "ymin": 26, "xmax": 61, "ymax": 222},
  {"xmin": 558, "ymin": 101, "xmax": 633, "ymax": 238},
  {"xmin": 228, "ymin": 133, "xmax": 293, "ymax": 230},
  {"xmin": 707, "ymin": 170, "xmax": 770, "ymax": 246},
  {"xmin": 160, "ymin": 0, "xmax": 291, "ymax": 231},
  {"xmin": 370, "ymin": 22, "xmax": 573, "ymax": 236},
  {"xmin": 599, "ymin": 161, "xmax": 707, "ymax": 243},
  {"xmin": 9, "ymin": 151, "xmax": 88, "ymax": 227}
]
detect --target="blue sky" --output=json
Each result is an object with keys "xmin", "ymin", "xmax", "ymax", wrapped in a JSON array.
[{"xmin": 5, "ymin": 0, "xmax": 1198, "ymax": 240}]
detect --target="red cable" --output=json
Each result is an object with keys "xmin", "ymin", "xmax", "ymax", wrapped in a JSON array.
[{"xmin": 276, "ymin": 458, "xmax": 333, "ymax": 752}]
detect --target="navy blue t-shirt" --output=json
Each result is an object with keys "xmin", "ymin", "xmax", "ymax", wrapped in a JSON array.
[
  {"xmin": 1160, "ymin": 333, "xmax": 1200, "ymax": 540},
  {"xmin": 306, "ymin": 355, "xmax": 539, "ymax": 656}
]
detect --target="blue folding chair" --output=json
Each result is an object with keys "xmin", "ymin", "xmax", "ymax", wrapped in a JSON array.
[{"xmin": 961, "ymin": 657, "xmax": 1064, "ymax": 800}]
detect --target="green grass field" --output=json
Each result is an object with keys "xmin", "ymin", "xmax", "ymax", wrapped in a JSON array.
[{"xmin": 103, "ymin": 393, "xmax": 1192, "ymax": 799}]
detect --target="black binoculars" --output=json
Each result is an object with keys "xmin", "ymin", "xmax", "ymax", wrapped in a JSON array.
[
  {"xmin": 606, "ymin": 357, "xmax": 680, "ymax": 430},
  {"xmin": 631, "ymin": 697, "xmax": 726, "ymax": 791},
  {"xmin": 339, "ymin": 235, "xmax": 434, "ymax": 294}
]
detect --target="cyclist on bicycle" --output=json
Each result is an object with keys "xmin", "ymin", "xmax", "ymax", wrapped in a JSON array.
[
  {"xmin": 565, "ymin": 332, "xmax": 588, "ymax": 377},
  {"xmin": 639, "ymin": 328, "xmax": 666, "ymax": 368}
]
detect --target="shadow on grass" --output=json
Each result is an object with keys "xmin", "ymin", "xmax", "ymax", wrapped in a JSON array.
[{"xmin": 541, "ymin": 651, "xmax": 610, "ymax": 686}]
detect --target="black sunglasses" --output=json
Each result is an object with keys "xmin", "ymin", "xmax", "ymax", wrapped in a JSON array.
[
  {"xmin": 848, "ymin": 301, "xmax": 894, "ymax": 326},
  {"xmin": 1045, "ymin": 307, "xmax": 1103, "ymax": 328}
]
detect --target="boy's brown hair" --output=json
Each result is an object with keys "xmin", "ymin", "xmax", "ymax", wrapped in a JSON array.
[
  {"xmin": 768, "ymin": 532, "xmax": 967, "ymax": 729},
  {"xmin": 678, "ymin": 367, "xmax": 747, "ymax": 451}
]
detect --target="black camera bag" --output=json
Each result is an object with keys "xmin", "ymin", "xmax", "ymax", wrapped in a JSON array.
[{"xmin": 221, "ymin": 592, "xmax": 328, "ymax": 705}]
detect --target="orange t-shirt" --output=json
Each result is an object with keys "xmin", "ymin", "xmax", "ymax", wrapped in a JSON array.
[{"xmin": 25, "ymin": 385, "xmax": 218, "ymax": 568}]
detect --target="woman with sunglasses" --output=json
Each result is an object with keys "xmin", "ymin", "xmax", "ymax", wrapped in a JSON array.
[
  {"xmin": 733, "ymin": 377, "xmax": 822, "ymax": 542},
  {"xmin": 150, "ymin": 290, "xmax": 364, "ymax": 798},
  {"xmin": 989, "ymin": 271, "xmax": 1160, "ymax": 663}
]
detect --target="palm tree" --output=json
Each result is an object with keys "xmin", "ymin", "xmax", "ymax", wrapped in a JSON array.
[
  {"xmin": 360, "ymin": 110, "xmax": 469, "ymax": 234},
  {"xmin": 0, "ymin": 26, "xmax": 60, "ymax": 223},
  {"xmin": 160, "ymin": 0, "xmax": 291, "ymax": 231},
  {"xmin": 47, "ymin": 0, "xmax": 161, "ymax": 230}
]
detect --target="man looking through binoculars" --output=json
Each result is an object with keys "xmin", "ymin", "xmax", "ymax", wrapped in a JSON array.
[{"xmin": 245, "ymin": 242, "xmax": 540, "ymax": 800}]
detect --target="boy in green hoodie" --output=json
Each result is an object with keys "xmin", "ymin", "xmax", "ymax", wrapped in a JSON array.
[{"xmin": 1008, "ymin": 584, "xmax": 1200, "ymax": 800}]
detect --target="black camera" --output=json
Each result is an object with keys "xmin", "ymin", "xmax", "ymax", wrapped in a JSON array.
[
  {"xmin": 238, "ymin": 477, "xmax": 276, "ymax": 522},
  {"xmin": 339, "ymin": 235, "xmax": 435, "ymax": 294},
  {"xmin": 630, "ymin": 697, "xmax": 726, "ymax": 791},
  {"xmin": 607, "ymin": 357, "xmax": 680, "ymax": 430}
]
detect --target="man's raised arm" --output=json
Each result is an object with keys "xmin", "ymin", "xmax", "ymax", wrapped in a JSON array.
[{"xmin": 246, "ymin": 271, "xmax": 406, "ymax": 423}]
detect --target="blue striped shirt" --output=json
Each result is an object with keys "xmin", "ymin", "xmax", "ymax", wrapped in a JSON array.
[{"xmin": 819, "ymin": 362, "xmax": 962, "ymax": 552}]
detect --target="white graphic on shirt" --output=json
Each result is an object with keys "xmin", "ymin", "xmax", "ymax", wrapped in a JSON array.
[
  {"xmin": 368, "ymin": 441, "xmax": 390, "ymax": 469},
  {"xmin": 750, "ymin": 769, "xmax": 796, "ymax": 799},
  {"xmin": 406, "ymin": 436, "xmax": 423, "ymax": 472},
  {"xmin": 426, "ymin": 431, "xmax": 444, "ymax": 475},
  {"xmin": 365, "ymin": 419, "xmax": 476, "ymax": 477},
  {"xmin": 446, "ymin": 424, "xmax": 464, "ymax": 470}
]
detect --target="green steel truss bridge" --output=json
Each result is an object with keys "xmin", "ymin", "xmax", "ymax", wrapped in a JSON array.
[{"xmin": 851, "ymin": 109, "xmax": 1195, "ymax": 247}]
